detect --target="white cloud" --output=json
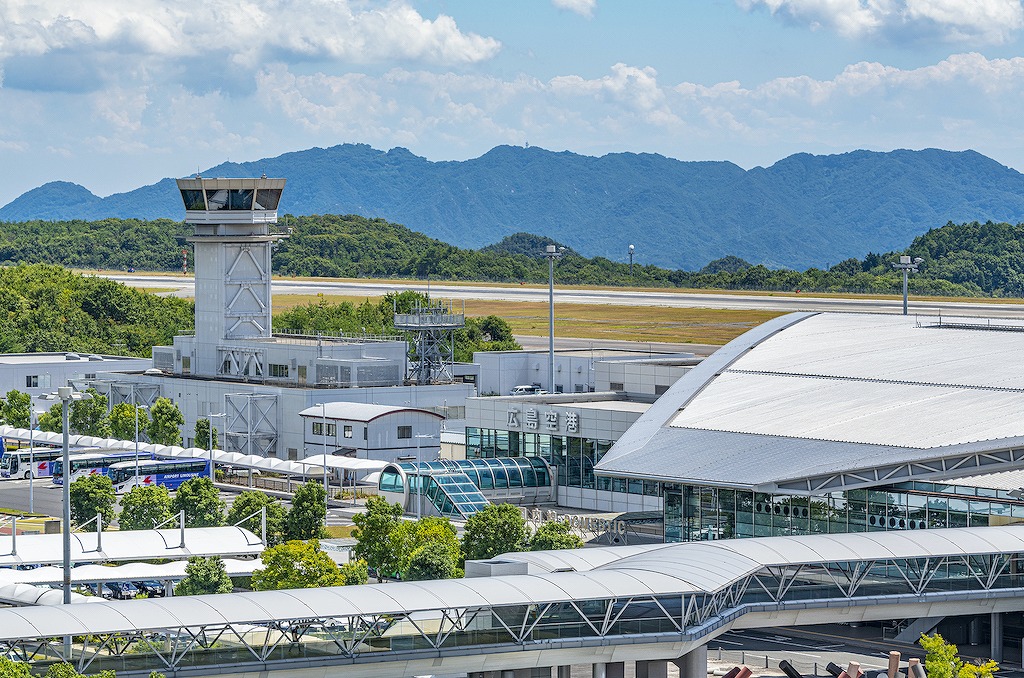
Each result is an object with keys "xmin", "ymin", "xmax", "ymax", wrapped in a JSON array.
[
  {"xmin": 0, "ymin": 1, "xmax": 501, "ymax": 92},
  {"xmin": 737, "ymin": 0, "xmax": 1024, "ymax": 43},
  {"xmin": 6, "ymin": 53, "xmax": 1024, "ymax": 207},
  {"xmin": 552, "ymin": 0, "xmax": 597, "ymax": 18}
]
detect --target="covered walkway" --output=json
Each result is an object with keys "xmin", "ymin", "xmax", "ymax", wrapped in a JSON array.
[
  {"xmin": 1, "ymin": 526, "xmax": 1024, "ymax": 677},
  {"xmin": 0, "ymin": 425, "xmax": 386, "ymax": 479}
]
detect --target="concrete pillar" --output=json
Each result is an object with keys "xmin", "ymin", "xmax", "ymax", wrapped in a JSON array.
[
  {"xmin": 637, "ymin": 659, "xmax": 669, "ymax": 678},
  {"xmin": 675, "ymin": 644, "xmax": 709, "ymax": 678},
  {"xmin": 557, "ymin": 667, "xmax": 572, "ymax": 678},
  {"xmin": 969, "ymin": 617, "xmax": 983, "ymax": 645},
  {"xmin": 991, "ymin": 612, "xmax": 1004, "ymax": 663},
  {"xmin": 594, "ymin": 664, "xmax": 606, "ymax": 678}
]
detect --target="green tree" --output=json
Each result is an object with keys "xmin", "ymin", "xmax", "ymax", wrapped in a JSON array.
[
  {"xmin": 226, "ymin": 490, "xmax": 286, "ymax": 546},
  {"xmin": 194, "ymin": 418, "xmax": 218, "ymax": 450},
  {"xmin": 461, "ymin": 503, "xmax": 529, "ymax": 562},
  {"xmin": 404, "ymin": 544, "xmax": 459, "ymax": 581},
  {"xmin": 118, "ymin": 484, "xmax": 173, "ymax": 531},
  {"xmin": 37, "ymin": 402, "xmax": 63, "ymax": 433},
  {"xmin": 529, "ymin": 520, "xmax": 585, "ymax": 551},
  {"xmin": 175, "ymin": 556, "xmax": 233, "ymax": 596},
  {"xmin": 399, "ymin": 516, "xmax": 461, "ymax": 577},
  {"xmin": 69, "ymin": 388, "xmax": 109, "ymax": 437},
  {"xmin": 340, "ymin": 558, "xmax": 370, "ymax": 586},
  {"xmin": 69, "ymin": 474, "xmax": 117, "ymax": 527},
  {"xmin": 0, "ymin": 389, "xmax": 31, "ymax": 428},
  {"xmin": 919, "ymin": 633, "xmax": 999, "ymax": 678},
  {"xmin": 146, "ymin": 397, "xmax": 184, "ymax": 446},
  {"xmin": 109, "ymin": 402, "xmax": 148, "ymax": 442},
  {"xmin": 284, "ymin": 480, "xmax": 329, "ymax": 541},
  {"xmin": 251, "ymin": 540, "xmax": 346, "ymax": 591},
  {"xmin": 170, "ymin": 477, "xmax": 225, "ymax": 527},
  {"xmin": 0, "ymin": 656, "xmax": 31, "ymax": 678},
  {"xmin": 352, "ymin": 496, "xmax": 406, "ymax": 581}
]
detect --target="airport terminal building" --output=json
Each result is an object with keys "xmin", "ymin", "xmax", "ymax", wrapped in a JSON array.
[{"xmin": 595, "ymin": 312, "xmax": 1024, "ymax": 542}]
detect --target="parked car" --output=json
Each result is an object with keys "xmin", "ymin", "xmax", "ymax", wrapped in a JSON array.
[
  {"xmin": 105, "ymin": 582, "xmax": 140, "ymax": 600},
  {"xmin": 132, "ymin": 581, "xmax": 166, "ymax": 597},
  {"xmin": 509, "ymin": 384, "xmax": 546, "ymax": 396}
]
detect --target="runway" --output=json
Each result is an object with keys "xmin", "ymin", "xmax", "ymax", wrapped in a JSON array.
[{"xmin": 104, "ymin": 274, "xmax": 1024, "ymax": 319}]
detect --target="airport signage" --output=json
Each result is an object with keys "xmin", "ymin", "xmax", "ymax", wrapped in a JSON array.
[{"xmin": 506, "ymin": 407, "xmax": 580, "ymax": 434}]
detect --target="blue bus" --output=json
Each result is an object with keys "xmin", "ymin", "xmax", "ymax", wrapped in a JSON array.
[
  {"xmin": 108, "ymin": 458, "xmax": 210, "ymax": 493},
  {"xmin": 51, "ymin": 451, "xmax": 150, "ymax": 485}
]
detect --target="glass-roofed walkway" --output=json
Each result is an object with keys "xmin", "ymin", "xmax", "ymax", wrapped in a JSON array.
[{"xmin": 378, "ymin": 457, "xmax": 555, "ymax": 519}]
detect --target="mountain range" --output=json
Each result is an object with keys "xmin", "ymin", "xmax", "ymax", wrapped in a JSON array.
[{"xmin": 4, "ymin": 144, "xmax": 1024, "ymax": 270}]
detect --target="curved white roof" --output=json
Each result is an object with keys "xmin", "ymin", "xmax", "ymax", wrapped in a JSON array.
[
  {"xmin": 0, "ymin": 525, "xmax": 1022, "ymax": 640},
  {"xmin": 0, "ymin": 558, "xmax": 262, "ymax": 588},
  {"xmin": 598, "ymin": 313, "xmax": 1024, "ymax": 491},
  {"xmin": 0, "ymin": 527, "xmax": 263, "ymax": 567},
  {"xmin": 0, "ymin": 584, "xmax": 100, "ymax": 607},
  {"xmin": 298, "ymin": 402, "xmax": 443, "ymax": 422}
]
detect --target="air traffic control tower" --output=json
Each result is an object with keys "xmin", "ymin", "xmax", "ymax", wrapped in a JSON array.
[{"xmin": 176, "ymin": 177, "xmax": 287, "ymax": 377}]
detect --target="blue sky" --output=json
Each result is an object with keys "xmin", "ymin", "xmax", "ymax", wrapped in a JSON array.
[{"xmin": 2, "ymin": 0, "xmax": 1024, "ymax": 206}]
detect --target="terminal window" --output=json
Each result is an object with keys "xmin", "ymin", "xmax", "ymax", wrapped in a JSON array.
[
  {"xmin": 25, "ymin": 375, "xmax": 38, "ymax": 388},
  {"xmin": 397, "ymin": 426, "xmax": 412, "ymax": 439},
  {"xmin": 344, "ymin": 425, "xmax": 353, "ymax": 438}
]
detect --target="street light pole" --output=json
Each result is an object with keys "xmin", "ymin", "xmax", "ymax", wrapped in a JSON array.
[
  {"xmin": 40, "ymin": 386, "xmax": 91, "ymax": 605},
  {"xmin": 628, "ymin": 244, "xmax": 634, "ymax": 282},
  {"xmin": 320, "ymin": 403, "xmax": 329, "ymax": 525},
  {"xmin": 208, "ymin": 412, "xmax": 227, "ymax": 482},
  {"xmin": 28, "ymin": 406, "xmax": 37, "ymax": 514},
  {"xmin": 892, "ymin": 255, "xmax": 924, "ymax": 315},
  {"xmin": 542, "ymin": 244, "xmax": 565, "ymax": 393}
]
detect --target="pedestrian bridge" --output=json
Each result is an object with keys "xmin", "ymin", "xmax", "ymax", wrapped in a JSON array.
[{"xmin": 3, "ymin": 526, "xmax": 1024, "ymax": 678}]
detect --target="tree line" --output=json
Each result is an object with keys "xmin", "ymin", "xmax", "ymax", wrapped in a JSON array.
[{"xmin": 7, "ymin": 216, "xmax": 1024, "ymax": 297}]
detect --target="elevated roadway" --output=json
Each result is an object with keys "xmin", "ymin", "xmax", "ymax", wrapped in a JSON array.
[
  {"xmin": 2, "ymin": 526, "xmax": 1023, "ymax": 677},
  {"xmin": 103, "ymin": 274, "xmax": 1024, "ymax": 318}
]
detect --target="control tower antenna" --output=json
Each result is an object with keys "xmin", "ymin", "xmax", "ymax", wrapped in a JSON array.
[{"xmin": 394, "ymin": 299, "xmax": 465, "ymax": 385}]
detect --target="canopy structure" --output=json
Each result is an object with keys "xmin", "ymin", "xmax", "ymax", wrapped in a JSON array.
[
  {"xmin": 0, "ymin": 584, "xmax": 99, "ymax": 607},
  {"xmin": 3, "ymin": 525, "xmax": 1024, "ymax": 676},
  {"xmin": 0, "ymin": 558, "xmax": 263, "ymax": 588},
  {"xmin": 298, "ymin": 455, "xmax": 387, "ymax": 474},
  {"xmin": 0, "ymin": 426, "xmax": 363, "ymax": 477},
  {"xmin": 0, "ymin": 526, "xmax": 263, "ymax": 568}
]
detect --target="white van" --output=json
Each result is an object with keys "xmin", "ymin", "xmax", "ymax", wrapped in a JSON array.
[{"xmin": 509, "ymin": 385, "xmax": 545, "ymax": 396}]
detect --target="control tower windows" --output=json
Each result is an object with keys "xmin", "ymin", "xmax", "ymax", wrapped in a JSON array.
[
  {"xmin": 255, "ymin": 189, "xmax": 282, "ymax": 210},
  {"xmin": 205, "ymin": 189, "xmax": 253, "ymax": 210},
  {"xmin": 180, "ymin": 190, "xmax": 206, "ymax": 210}
]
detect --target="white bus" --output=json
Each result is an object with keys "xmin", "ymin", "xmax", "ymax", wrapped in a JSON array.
[
  {"xmin": 0, "ymin": 447, "xmax": 65, "ymax": 479},
  {"xmin": 51, "ymin": 451, "xmax": 147, "ymax": 485}
]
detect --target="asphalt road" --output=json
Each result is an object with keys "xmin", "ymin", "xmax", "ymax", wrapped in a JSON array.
[
  {"xmin": 102, "ymin": 274, "xmax": 1024, "ymax": 319},
  {"xmin": 0, "ymin": 477, "xmax": 252, "ymax": 521}
]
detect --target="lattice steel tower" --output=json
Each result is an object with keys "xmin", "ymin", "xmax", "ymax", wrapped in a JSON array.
[
  {"xmin": 176, "ymin": 177, "xmax": 288, "ymax": 377},
  {"xmin": 394, "ymin": 300, "xmax": 465, "ymax": 384}
]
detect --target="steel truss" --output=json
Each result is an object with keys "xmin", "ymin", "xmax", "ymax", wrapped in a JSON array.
[
  {"xmin": 7, "ymin": 551, "xmax": 1024, "ymax": 675},
  {"xmin": 223, "ymin": 393, "xmax": 278, "ymax": 457},
  {"xmin": 774, "ymin": 443, "xmax": 1024, "ymax": 494},
  {"xmin": 223, "ymin": 244, "xmax": 272, "ymax": 340}
]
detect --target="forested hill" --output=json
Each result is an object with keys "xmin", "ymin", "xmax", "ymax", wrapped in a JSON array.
[
  {"xmin": 5, "ymin": 215, "xmax": 1024, "ymax": 297},
  {"xmin": 4, "ymin": 144, "xmax": 1024, "ymax": 270}
]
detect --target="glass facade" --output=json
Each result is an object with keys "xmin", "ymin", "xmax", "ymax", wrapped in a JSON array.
[
  {"xmin": 664, "ymin": 480, "xmax": 1024, "ymax": 542},
  {"xmin": 466, "ymin": 427, "xmax": 659, "ymax": 497}
]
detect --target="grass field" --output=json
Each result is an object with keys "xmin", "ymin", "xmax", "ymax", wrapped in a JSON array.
[{"xmin": 272, "ymin": 293, "xmax": 783, "ymax": 345}]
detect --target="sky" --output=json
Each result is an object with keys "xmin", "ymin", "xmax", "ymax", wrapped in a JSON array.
[{"xmin": 2, "ymin": 0, "xmax": 1024, "ymax": 206}]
